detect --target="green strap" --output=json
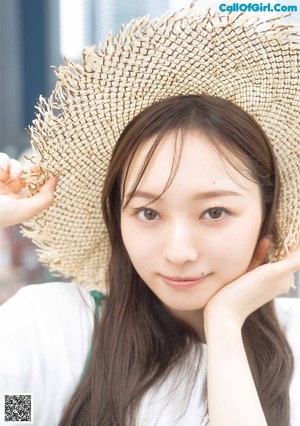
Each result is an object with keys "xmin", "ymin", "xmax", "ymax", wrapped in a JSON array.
[
  {"xmin": 90, "ymin": 289, "xmax": 105, "ymax": 320},
  {"xmin": 81, "ymin": 289, "xmax": 105, "ymax": 378}
]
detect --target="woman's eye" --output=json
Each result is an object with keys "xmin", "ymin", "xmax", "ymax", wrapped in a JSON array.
[
  {"xmin": 203, "ymin": 207, "xmax": 227, "ymax": 220},
  {"xmin": 136, "ymin": 208, "xmax": 160, "ymax": 221}
]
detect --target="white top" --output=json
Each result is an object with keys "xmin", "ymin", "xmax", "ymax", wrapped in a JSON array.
[{"xmin": 0, "ymin": 282, "xmax": 299, "ymax": 425}]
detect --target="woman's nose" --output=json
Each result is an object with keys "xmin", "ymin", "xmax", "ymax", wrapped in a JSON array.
[{"xmin": 163, "ymin": 221, "xmax": 199, "ymax": 265}]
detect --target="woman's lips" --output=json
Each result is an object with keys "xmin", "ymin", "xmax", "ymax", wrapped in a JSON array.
[{"xmin": 161, "ymin": 274, "xmax": 207, "ymax": 289}]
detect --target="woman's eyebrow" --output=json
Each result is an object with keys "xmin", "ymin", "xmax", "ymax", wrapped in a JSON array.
[
  {"xmin": 192, "ymin": 190, "xmax": 243, "ymax": 200},
  {"xmin": 126, "ymin": 189, "xmax": 243, "ymax": 202}
]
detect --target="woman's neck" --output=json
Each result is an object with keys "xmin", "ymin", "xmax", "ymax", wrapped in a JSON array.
[{"xmin": 169, "ymin": 307, "xmax": 207, "ymax": 344}]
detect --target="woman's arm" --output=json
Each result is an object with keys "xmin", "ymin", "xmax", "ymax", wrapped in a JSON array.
[
  {"xmin": 205, "ymin": 315, "xmax": 267, "ymax": 426},
  {"xmin": 203, "ymin": 239, "xmax": 300, "ymax": 426}
]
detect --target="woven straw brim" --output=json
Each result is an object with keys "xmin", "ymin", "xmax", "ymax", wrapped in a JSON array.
[{"xmin": 21, "ymin": 6, "xmax": 300, "ymax": 290}]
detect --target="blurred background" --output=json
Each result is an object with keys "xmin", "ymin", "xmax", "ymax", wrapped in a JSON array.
[{"xmin": 1, "ymin": 0, "xmax": 299, "ymax": 303}]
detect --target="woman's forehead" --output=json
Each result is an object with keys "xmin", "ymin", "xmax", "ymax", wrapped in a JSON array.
[{"xmin": 122, "ymin": 131, "xmax": 258, "ymax": 200}]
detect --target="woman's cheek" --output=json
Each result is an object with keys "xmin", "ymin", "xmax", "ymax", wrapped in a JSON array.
[
  {"xmin": 207, "ymin": 227, "xmax": 259, "ymax": 275},
  {"xmin": 122, "ymin": 222, "xmax": 160, "ymax": 260}
]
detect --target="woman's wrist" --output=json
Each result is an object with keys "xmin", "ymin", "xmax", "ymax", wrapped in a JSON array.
[{"xmin": 204, "ymin": 307, "xmax": 243, "ymax": 344}]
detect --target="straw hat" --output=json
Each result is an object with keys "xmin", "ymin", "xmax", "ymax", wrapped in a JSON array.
[{"xmin": 21, "ymin": 2, "xmax": 300, "ymax": 290}]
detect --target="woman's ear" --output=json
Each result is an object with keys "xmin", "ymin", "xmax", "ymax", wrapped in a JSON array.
[{"xmin": 247, "ymin": 235, "xmax": 273, "ymax": 272}]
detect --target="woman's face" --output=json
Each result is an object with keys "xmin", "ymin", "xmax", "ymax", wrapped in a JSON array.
[{"xmin": 120, "ymin": 131, "xmax": 264, "ymax": 316}]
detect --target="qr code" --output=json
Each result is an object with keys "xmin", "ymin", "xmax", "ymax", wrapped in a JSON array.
[{"xmin": 3, "ymin": 394, "xmax": 33, "ymax": 423}]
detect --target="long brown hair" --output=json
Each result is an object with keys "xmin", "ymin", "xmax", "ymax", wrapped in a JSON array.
[{"xmin": 59, "ymin": 95, "xmax": 294, "ymax": 426}]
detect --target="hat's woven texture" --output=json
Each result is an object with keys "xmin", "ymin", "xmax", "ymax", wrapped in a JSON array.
[{"xmin": 21, "ymin": 5, "xmax": 300, "ymax": 290}]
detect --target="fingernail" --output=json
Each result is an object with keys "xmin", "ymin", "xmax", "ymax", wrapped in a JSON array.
[
  {"xmin": 11, "ymin": 168, "xmax": 22, "ymax": 180},
  {"xmin": 51, "ymin": 175, "xmax": 59, "ymax": 189},
  {"xmin": 1, "ymin": 158, "xmax": 9, "ymax": 172}
]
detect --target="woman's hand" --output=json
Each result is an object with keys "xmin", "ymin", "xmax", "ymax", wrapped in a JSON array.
[
  {"xmin": 204, "ymin": 236, "xmax": 299, "ymax": 426},
  {"xmin": 204, "ymin": 235, "xmax": 300, "ymax": 328},
  {"xmin": 0, "ymin": 152, "xmax": 58, "ymax": 228}
]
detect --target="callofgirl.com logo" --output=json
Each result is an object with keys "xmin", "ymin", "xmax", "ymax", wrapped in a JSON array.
[{"xmin": 219, "ymin": 3, "xmax": 298, "ymax": 12}]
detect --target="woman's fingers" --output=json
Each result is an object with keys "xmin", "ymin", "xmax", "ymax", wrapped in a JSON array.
[
  {"xmin": 0, "ymin": 152, "xmax": 58, "ymax": 227},
  {"xmin": 0, "ymin": 167, "xmax": 10, "ymax": 183},
  {"xmin": 0, "ymin": 157, "xmax": 23, "ymax": 181},
  {"xmin": 0, "ymin": 176, "xmax": 58, "ymax": 227},
  {"xmin": 3, "ymin": 177, "xmax": 26, "ymax": 194},
  {"xmin": 0, "ymin": 155, "xmax": 24, "ymax": 192},
  {"xmin": 253, "ymin": 247, "xmax": 300, "ymax": 297},
  {"xmin": 0, "ymin": 152, "xmax": 10, "ymax": 173},
  {"xmin": 279, "ymin": 246, "xmax": 300, "ymax": 274},
  {"xmin": 247, "ymin": 235, "xmax": 272, "ymax": 271},
  {"xmin": 9, "ymin": 159, "xmax": 23, "ymax": 180},
  {"xmin": 20, "ymin": 176, "xmax": 58, "ymax": 219},
  {"xmin": 0, "ymin": 153, "xmax": 11, "ymax": 182},
  {"xmin": 248, "ymin": 234, "xmax": 300, "ymax": 281},
  {"xmin": 0, "ymin": 154, "xmax": 42, "ymax": 195},
  {"xmin": 205, "ymin": 238, "xmax": 300, "ymax": 325}
]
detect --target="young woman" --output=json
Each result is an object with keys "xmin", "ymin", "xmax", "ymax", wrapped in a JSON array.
[
  {"xmin": 0, "ymin": 5, "xmax": 299, "ymax": 426},
  {"xmin": 1, "ymin": 94, "xmax": 300, "ymax": 426}
]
